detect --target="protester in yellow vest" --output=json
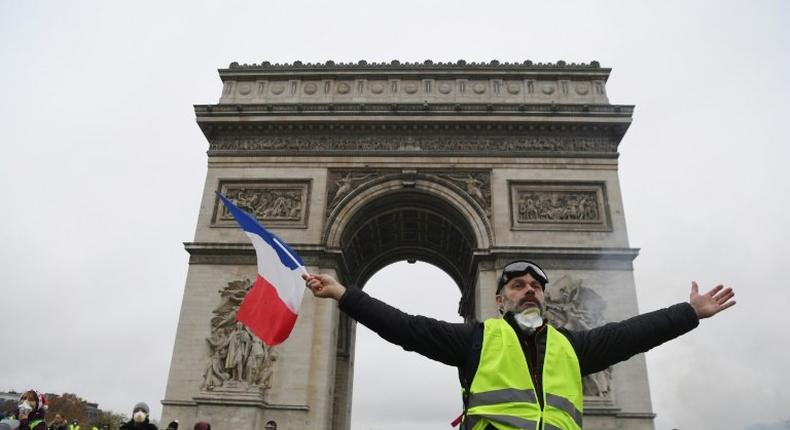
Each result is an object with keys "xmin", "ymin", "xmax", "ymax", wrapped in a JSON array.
[{"xmin": 303, "ymin": 260, "xmax": 735, "ymax": 430}]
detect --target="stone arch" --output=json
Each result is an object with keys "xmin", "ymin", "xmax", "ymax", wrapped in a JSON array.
[
  {"xmin": 325, "ymin": 174, "xmax": 493, "ymax": 250},
  {"xmin": 323, "ymin": 174, "xmax": 493, "ymax": 310}
]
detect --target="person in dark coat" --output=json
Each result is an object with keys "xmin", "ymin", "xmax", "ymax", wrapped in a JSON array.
[
  {"xmin": 118, "ymin": 404, "xmax": 155, "ymax": 430},
  {"xmin": 303, "ymin": 260, "xmax": 736, "ymax": 429}
]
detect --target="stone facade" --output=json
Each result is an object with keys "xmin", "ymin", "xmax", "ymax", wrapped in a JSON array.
[{"xmin": 162, "ymin": 60, "xmax": 653, "ymax": 430}]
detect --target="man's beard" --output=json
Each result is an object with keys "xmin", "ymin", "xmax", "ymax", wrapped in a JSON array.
[{"xmin": 502, "ymin": 296, "xmax": 544, "ymax": 334}]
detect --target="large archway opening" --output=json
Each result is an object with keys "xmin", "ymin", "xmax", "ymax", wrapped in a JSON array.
[
  {"xmin": 350, "ymin": 262, "xmax": 463, "ymax": 430},
  {"xmin": 337, "ymin": 189, "xmax": 479, "ymax": 302},
  {"xmin": 331, "ymin": 189, "xmax": 482, "ymax": 429}
]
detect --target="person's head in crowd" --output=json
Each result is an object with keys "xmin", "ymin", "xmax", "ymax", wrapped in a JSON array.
[
  {"xmin": 18, "ymin": 390, "xmax": 47, "ymax": 420},
  {"xmin": 131, "ymin": 403, "xmax": 149, "ymax": 424},
  {"xmin": 193, "ymin": 422, "xmax": 210, "ymax": 430},
  {"xmin": 166, "ymin": 421, "xmax": 178, "ymax": 430},
  {"xmin": 263, "ymin": 421, "xmax": 277, "ymax": 430}
]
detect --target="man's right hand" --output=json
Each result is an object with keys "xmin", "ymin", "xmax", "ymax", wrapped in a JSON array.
[{"xmin": 303, "ymin": 273, "xmax": 347, "ymax": 301}]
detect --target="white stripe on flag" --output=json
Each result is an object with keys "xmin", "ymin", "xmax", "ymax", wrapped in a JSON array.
[{"xmin": 245, "ymin": 231, "xmax": 305, "ymax": 313}]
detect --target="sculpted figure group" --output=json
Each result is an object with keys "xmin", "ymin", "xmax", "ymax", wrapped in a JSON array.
[{"xmin": 202, "ymin": 279, "xmax": 276, "ymax": 391}]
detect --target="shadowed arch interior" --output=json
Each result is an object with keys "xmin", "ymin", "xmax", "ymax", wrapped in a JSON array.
[{"xmin": 338, "ymin": 190, "xmax": 478, "ymax": 315}]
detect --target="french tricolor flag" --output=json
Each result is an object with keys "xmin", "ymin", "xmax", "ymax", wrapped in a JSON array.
[{"xmin": 217, "ymin": 193, "xmax": 306, "ymax": 346}]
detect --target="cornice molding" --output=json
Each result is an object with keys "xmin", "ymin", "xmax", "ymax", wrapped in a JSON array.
[{"xmin": 195, "ymin": 103, "xmax": 633, "ymax": 117}]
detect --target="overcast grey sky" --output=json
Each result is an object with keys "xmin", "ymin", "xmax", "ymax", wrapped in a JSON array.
[{"xmin": 1, "ymin": 1, "xmax": 789, "ymax": 429}]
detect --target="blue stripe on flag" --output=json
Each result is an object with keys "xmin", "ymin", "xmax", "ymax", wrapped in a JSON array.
[{"xmin": 216, "ymin": 192, "xmax": 304, "ymax": 270}]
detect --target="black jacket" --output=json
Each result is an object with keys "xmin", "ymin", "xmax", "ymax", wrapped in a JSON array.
[
  {"xmin": 119, "ymin": 420, "xmax": 157, "ymax": 430},
  {"xmin": 338, "ymin": 287, "xmax": 699, "ymax": 421},
  {"xmin": 19, "ymin": 410, "xmax": 46, "ymax": 430}
]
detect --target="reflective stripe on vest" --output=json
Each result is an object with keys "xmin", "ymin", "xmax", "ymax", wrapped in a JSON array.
[
  {"xmin": 545, "ymin": 394, "xmax": 583, "ymax": 428},
  {"xmin": 464, "ymin": 319, "xmax": 583, "ymax": 430},
  {"xmin": 468, "ymin": 388, "xmax": 538, "ymax": 408},
  {"xmin": 542, "ymin": 325, "xmax": 583, "ymax": 430},
  {"xmin": 464, "ymin": 413, "xmax": 539, "ymax": 430}
]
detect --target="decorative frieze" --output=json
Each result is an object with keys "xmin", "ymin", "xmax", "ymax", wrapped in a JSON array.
[
  {"xmin": 207, "ymin": 128, "xmax": 619, "ymax": 156},
  {"xmin": 510, "ymin": 181, "xmax": 611, "ymax": 231},
  {"xmin": 219, "ymin": 79, "xmax": 609, "ymax": 105},
  {"xmin": 213, "ymin": 180, "xmax": 310, "ymax": 228}
]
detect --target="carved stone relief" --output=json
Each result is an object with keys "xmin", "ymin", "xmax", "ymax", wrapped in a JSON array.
[
  {"xmin": 544, "ymin": 274, "xmax": 613, "ymax": 399},
  {"xmin": 209, "ymin": 131, "xmax": 618, "ymax": 154},
  {"xmin": 510, "ymin": 182, "xmax": 611, "ymax": 231},
  {"xmin": 326, "ymin": 169, "xmax": 492, "ymax": 217},
  {"xmin": 214, "ymin": 180, "xmax": 310, "ymax": 228},
  {"xmin": 201, "ymin": 279, "xmax": 277, "ymax": 393},
  {"xmin": 327, "ymin": 171, "xmax": 380, "ymax": 211},
  {"xmin": 425, "ymin": 171, "xmax": 491, "ymax": 216}
]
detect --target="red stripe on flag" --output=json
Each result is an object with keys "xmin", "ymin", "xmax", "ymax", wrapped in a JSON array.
[{"xmin": 236, "ymin": 274, "xmax": 298, "ymax": 346}]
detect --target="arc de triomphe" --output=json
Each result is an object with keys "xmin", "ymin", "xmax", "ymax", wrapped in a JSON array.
[{"xmin": 162, "ymin": 60, "xmax": 654, "ymax": 430}]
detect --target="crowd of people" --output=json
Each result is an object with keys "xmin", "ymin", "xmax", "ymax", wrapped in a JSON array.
[{"xmin": 0, "ymin": 393, "xmax": 245, "ymax": 430}]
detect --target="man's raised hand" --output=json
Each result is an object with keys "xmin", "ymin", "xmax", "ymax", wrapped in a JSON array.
[
  {"xmin": 303, "ymin": 273, "xmax": 347, "ymax": 301},
  {"xmin": 690, "ymin": 281, "xmax": 736, "ymax": 319}
]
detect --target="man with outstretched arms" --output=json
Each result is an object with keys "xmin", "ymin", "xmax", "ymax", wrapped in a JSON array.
[{"xmin": 303, "ymin": 260, "xmax": 735, "ymax": 430}]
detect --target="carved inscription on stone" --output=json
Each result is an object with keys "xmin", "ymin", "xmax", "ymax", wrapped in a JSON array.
[
  {"xmin": 202, "ymin": 279, "xmax": 277, "ymax": 393},
  {"xmin": 510, "ymin": 182, "xmax": 611, "ymax": 231},
  {"xmin": 545, "ymin": 275, "xmax": 613, "ymax": 399},
  {"xmin": 214, "ymin": 180, "xmax": 310, "ymax": 228}
]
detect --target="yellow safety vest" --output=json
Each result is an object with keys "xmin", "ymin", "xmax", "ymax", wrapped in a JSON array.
[{"xmin": 464, "ymin": 319, "xmax": 583, "ymax": 430}]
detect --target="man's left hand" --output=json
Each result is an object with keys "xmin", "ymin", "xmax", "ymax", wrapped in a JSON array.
[{"xmin": 690, "ymin": 281, "xmax": 736, "ymax": 319}]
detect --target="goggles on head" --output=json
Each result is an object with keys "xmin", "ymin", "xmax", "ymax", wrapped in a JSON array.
[{"xmin": 496, "ymin": 260, "xmax": 548, "ymax": 294}]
